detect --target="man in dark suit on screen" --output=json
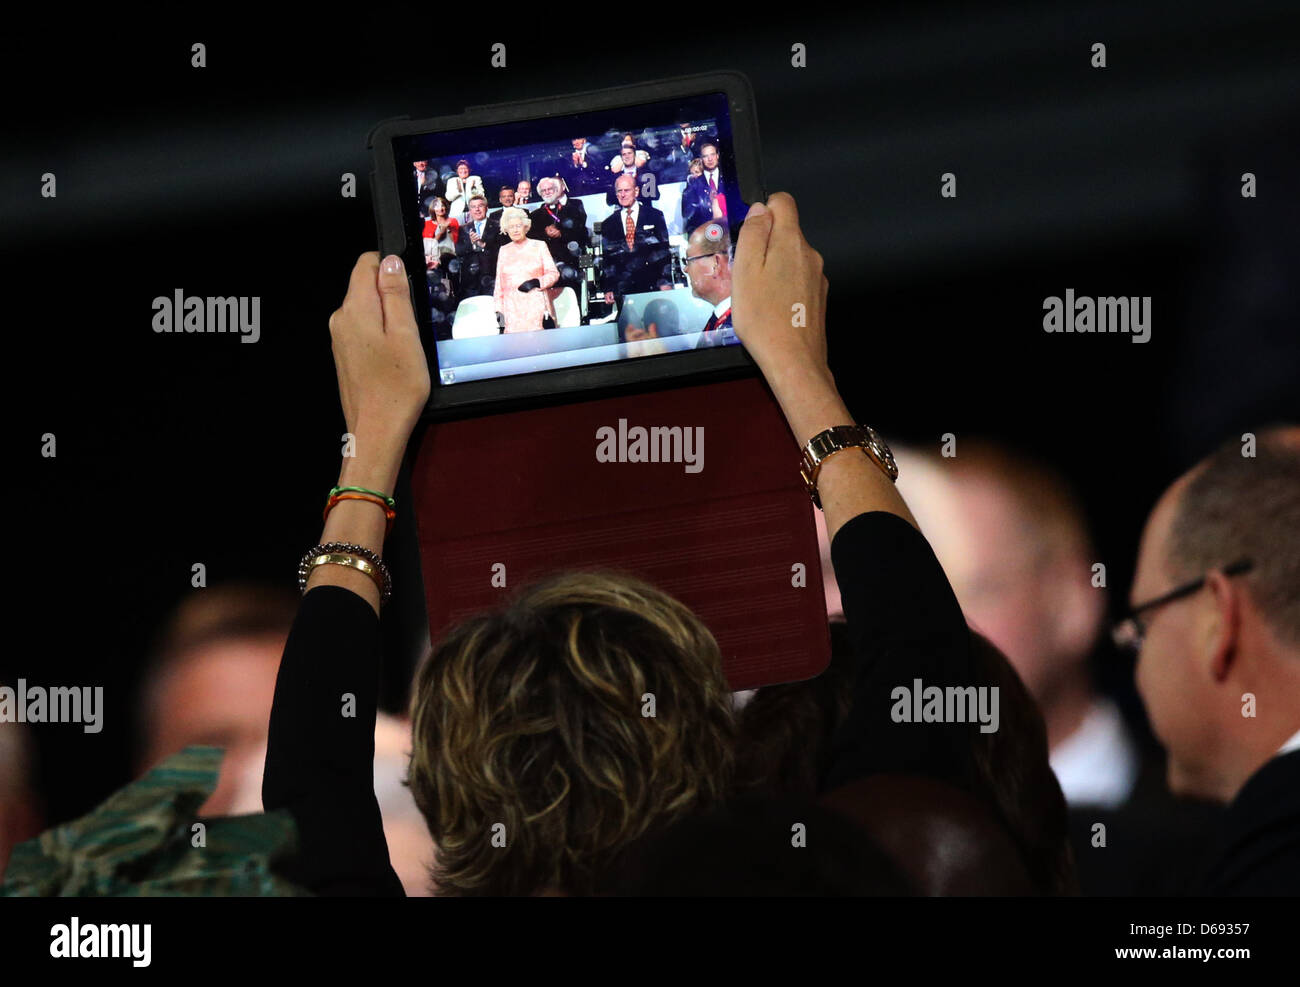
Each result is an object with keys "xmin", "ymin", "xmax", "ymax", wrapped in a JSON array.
[
  {"xmin": 681, "ymin": 137, "xmax": 734, "ymax": 235},
  {"xmin": 600, "ymin": 173, "xmax": 673, "ymax": 306},
  {"xmin": 528, "ymin": 176, "xmax": 588, "ymax": 294},
  {"xmin": 1123, "ymin": 426, "xmax": 1300, "ymax": 894},
  {"xmin": 455, "ymin": 194, "xmax": 504, "ymax": 298},
  {"xmin": 559, "ymin": 137, "xmax": 601, "ymax": 195}
]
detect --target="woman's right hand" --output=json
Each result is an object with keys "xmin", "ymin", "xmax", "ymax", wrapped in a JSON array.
[
  {"xmin": 731, "ymin": 193, "xmax": 830, "ymax": 391},
  {"xmin": 732, "ymin": 194, "xmax": 915, "ymax": 533}
]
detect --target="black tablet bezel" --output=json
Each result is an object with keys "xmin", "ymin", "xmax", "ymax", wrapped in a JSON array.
[{"xmin": 368, "ymin": 70, "xmax": 765, "ymax": 421}]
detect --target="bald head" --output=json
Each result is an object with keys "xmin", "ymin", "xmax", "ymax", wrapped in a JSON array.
[
  {"xmin": 685, "ymin": 222, "xmax": 732, "ymax": 306},
  {"xmin": 613, "ymin": 174, "xmax": 638, "ymax": 210},
  {"xmin": 1131, "ymin": 425, "xmax": 1300, "ymax": 803},
  {"xmin": 1163, "ymin": 426, "xmax": 1300, "ymax": 644},
  {"xmin": 688, "ymin": 221, "xmax": 731, "ymax": 257}
]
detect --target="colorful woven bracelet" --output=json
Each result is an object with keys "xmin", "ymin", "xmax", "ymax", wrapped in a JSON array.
[
  {"xmin": 323, "ymin": 492, "xmax": 396, "ymax": 536},
  {"xmin": 330, "ymin": 485, "xmax": 396, "ymax": 508}
]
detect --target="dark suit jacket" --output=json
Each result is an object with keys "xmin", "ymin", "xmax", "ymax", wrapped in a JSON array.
[
  {"xmin": 414, "ymin": 170, "xmax": 442, "ymax": 208},
  {"xmin": 692, "ymin": 305, "xmax": 736, "ymax": 350},
  {"xmin": 528, "ymin": 198, "xmax": 589, "ymax": 268},
  {"xmin": 558, "ymin": 147, "xmax": 601, "ymax": 195},
  {"xmin": 1192, "ymin": 750, "xmax": 1300, "ymax": 895},
  {"xmin": 600, "ymin": 202, "xmax": 672, "ymax": 298},
  {"xmin": 455, "ymin": 215, "xmax": 504, "ymax": 296},
  {"xmin": 681, "ymin": 176, "xmax": 712, "ymax": 234}
]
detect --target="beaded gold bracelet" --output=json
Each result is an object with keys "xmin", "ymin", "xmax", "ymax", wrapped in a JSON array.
[{"xmin": 297, "ymin": 541, "xmax": 392, "ymax": 604}]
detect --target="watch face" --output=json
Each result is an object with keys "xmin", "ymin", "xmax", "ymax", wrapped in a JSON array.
[{"xmin": 864, "ymin": 429, "xmax": 899, "ymax": 479}]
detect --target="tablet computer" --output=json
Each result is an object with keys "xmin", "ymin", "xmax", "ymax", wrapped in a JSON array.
[{"xmin": 369, "ymin": 71, "xmax": 765, "ymax": 420}]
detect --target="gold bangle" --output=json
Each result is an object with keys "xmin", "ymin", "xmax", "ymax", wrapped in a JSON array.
[{"xmin": 303, "ymin": 552, "xmax": 385, "ymax": 596}]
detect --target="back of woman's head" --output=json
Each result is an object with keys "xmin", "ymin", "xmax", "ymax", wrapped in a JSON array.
[
  {"xmin": 407, "ymin": 570, "xmax": 737, "ymax": 895},
  {"xmin": 736, "ymin": 622, "xmax": 1076, "ymax": 894}
]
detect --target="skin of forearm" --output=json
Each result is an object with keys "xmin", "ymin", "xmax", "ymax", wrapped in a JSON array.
[
  {"xmin": 304, "ymin": 430, "xmax": 406, "ymax": 616},
  {"xmin": 765, "ymin": 362, "xmax": 918, "ymax": 541}
]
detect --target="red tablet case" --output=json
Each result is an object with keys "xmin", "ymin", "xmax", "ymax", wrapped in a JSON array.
[{"xmin": 409, "ymin": 375, "xmax": 830, "ymax": 690}]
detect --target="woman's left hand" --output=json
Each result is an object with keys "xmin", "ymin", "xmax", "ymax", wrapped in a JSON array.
[{"xmin": 328, "ymin": 253, "xmax": 431, "ymax": 468}]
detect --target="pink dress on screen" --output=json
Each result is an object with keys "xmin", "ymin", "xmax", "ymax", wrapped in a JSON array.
[{"xmin": 494, "ymin": 237, "xmax": 560, "ymax": 333}]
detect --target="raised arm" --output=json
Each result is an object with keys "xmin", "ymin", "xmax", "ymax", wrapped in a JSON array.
[
  {"xmin": 262, "ymin": 253, "xmax": 430, "ymax": 895},
  {"xmin": 732, "ymin": 196, "xmax": 975, "ymax": 790}
]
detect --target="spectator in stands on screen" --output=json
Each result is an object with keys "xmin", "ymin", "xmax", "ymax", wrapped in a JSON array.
[
  {"xmin": 683, "ymin": 138, "xmax": 730, "ymax": 233},
  {"xmin": 683, "ymin": 221, "xmax": 733, "ymax": 348},
  {"xmin": 491, "ymin": 185, "xmax": 516, "ymax": 220},
  {"xmin": 528, "ymin": 176, "xmax": 588, "ymax": 294},
  {"xmin": 515, "ymin": 179, "xmax": 533, "ymax": 206},
  {"xmin": 414, "ymin": 160, "xmax": 440, "ymax": 204},
  {"xmin": 606, "ymin": 140, "xmax": 658, "ymax": 204},
  {"xmin": 444, "ymin": 160, "xmax": 485, "ymax": 223},
  {"xmin": 601, "ymin": 174, "xmax": 673, "ymax": 306},
  {"xmin": 618, "ymin": 296, "xmax": 681, "ymax": 346},
  {"xmin": 455, "ymin": 195, "xmax": 502, "ymax": 298},
  {"xmin": 561, "ymin": 137, "xmax": 598, "ymax": 194},
  {"xmin": 422, "ymin": 196, "xmax": 459, "ymax": 272},
  {"xmin": 494, "ymin": 207, "xmax": 560, "ymax": 333},
  {"xmin": 609, "ymin": 134, "xmax": 651, "ymax": 174},
  {"xmin": 640, "ymin": 297, "xmax": 681, "ymax": 340},
  {"xmin": 654, "ymin": 124, "xmax": 698, "ymax": 183},
  {"xmin": 616, "ymin": 300, "xmax": 643, "ymax": 343},
  {"xmin": 423, "ymin": 195, "xmax": 460, "ymax": 316}
]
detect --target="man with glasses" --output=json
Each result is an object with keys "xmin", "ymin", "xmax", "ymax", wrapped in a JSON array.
[
  {"xmin": 1118, "ymin": 425, "xmax": 1300, "ymax": 894},
  {"xmin": 681, "ymin": 221, "xmax": 734, "ymax": 349}
]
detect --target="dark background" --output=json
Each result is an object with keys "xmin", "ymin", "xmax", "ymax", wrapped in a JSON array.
[{"xmin": 4, "ymin": 3, "xmax": 1297, "ymax": 825}]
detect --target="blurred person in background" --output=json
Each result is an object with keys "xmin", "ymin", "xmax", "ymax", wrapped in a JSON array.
[
  {"xmin": 815, "ymin": 441, "xmax": 1220, "ymax": 893},
  {"xmin": 0, "ymin": 718, "xmax": 43, "ymax": 876},
  {"xmin": 137, "ymin": 584, "xmax": 298, "ymax": 817},
  {"xmin": 136, "ymin": 583, "xmax": 434, "ymax": 894}
]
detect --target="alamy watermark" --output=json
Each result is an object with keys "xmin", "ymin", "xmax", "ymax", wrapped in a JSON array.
[
  {"xmin": 0, "ymin": 680, "xmax": 103, "ymax": 733},
  {"xmin": 1043, "ymin": 290, "xmax": 1150, "ymax": 343},
  {"xmin": 152, "ymin": 290, "xmax": 261, "ymax": 343},
  {"xmin": 595, "ymin": 418, "xmax": 703, "ymax": 474},
  {"xmin": 890, "ymin": 678, "xmax": 999, "ymax": 734},
  {"xmin": 50, "ymin": 918, "xmax": 150, "ymax": 967}
]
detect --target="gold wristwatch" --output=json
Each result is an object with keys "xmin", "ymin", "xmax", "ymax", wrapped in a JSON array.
[{"xmin": 800, "ymin": 424, "xmax": 898, "ymax": 509}]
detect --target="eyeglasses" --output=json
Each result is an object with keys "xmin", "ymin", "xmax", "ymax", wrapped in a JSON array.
[
  {"xmin": 680, "ymin": 251, "xmax": 721, "ymax": 272},
  {"xmin": 1111, "ymin": 559, "xmax": 1253, "ymax": 655}
]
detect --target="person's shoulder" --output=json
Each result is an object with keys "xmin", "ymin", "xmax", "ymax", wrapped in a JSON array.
[
  {"xmin": 1228, "ymin": 750, "xmax": 1300, "ymax": 823},
  {"xmin": 1197, "ymin": 751, "xmax": 1300, "ymax": 894}
]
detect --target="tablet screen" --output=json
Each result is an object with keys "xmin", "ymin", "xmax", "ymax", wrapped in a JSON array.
[{"xmin": 392, "ymin": 91, "xmax": 749, "ymax": 386}]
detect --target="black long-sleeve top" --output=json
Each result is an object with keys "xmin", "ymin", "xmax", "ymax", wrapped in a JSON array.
[{"xmin": 262, "ymin": 510, "xmax": 977, "ymax": 895}]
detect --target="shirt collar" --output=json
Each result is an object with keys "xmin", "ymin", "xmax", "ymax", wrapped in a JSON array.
[
  {"xmin": 714, "ymin": 296, "xmax": 732, "ymax": 318},
  {"xmin": 1279, "ymin": 728, "xmax": 1300, "ymax": 757}
]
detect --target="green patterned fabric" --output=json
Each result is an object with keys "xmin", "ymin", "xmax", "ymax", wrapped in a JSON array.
[{"xmin": 1, "ymin": 745, "xmax": 308, "ymax": 896}]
